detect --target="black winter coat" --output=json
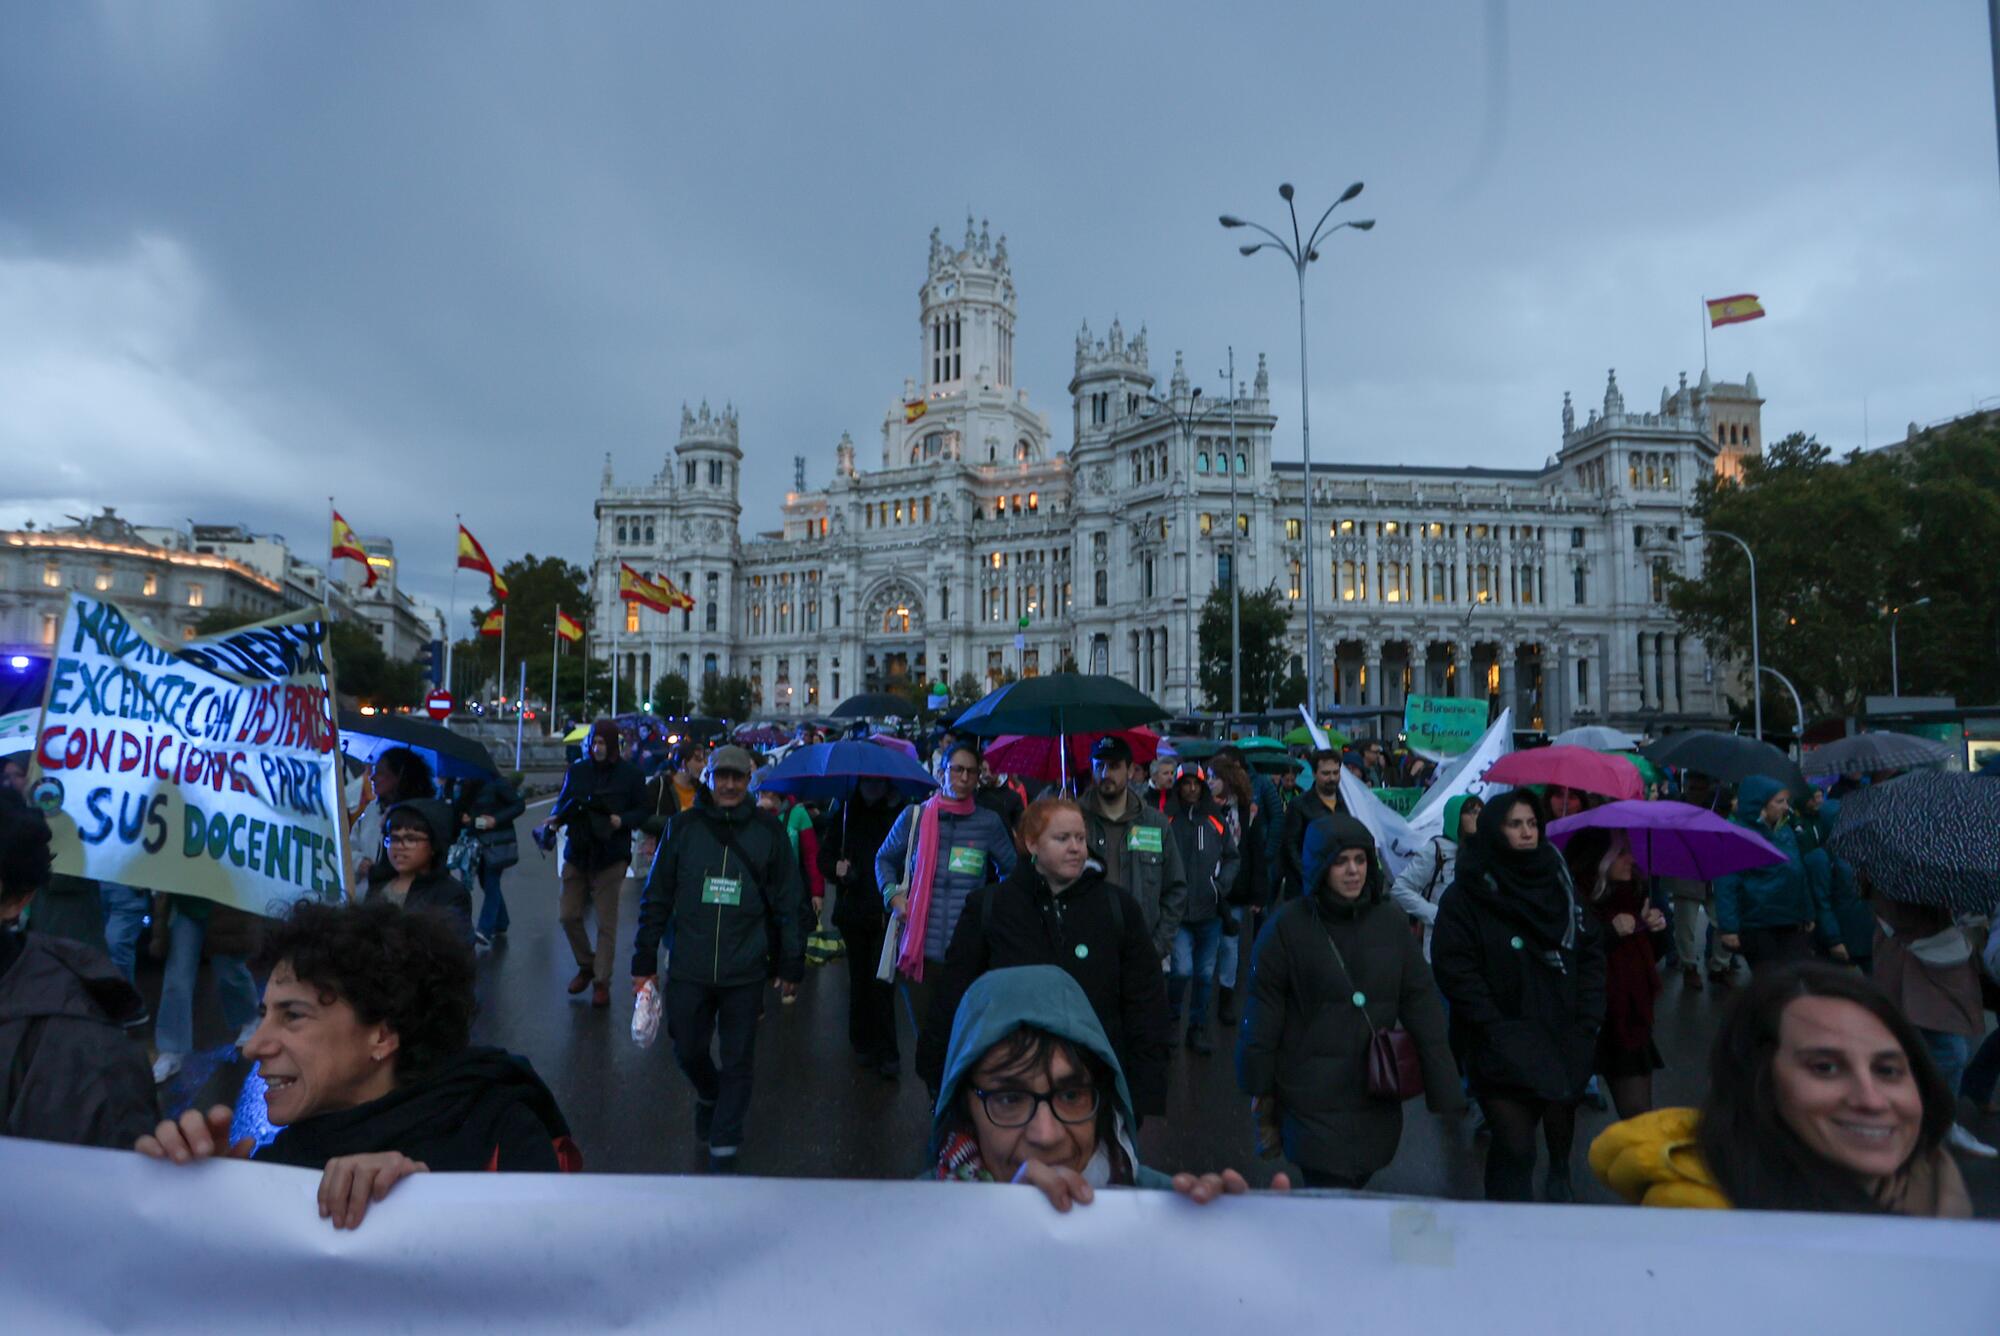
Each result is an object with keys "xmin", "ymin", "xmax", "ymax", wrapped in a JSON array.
[
  {"xmin": 363, "ymin": 800, "xmax": 475, "ymax": 947},
  {"xmin": 1278, "ymin": 792, "xmax": 1343, "ymax": 900},
  {"xmin": 1236, "ymin": 891, "xmax": 1463, "ymax": 1177},
  {"xmin": 260, "ymin": 1046, "xmax": 578, "ymax": 1172},
  {"xmin": 816, "ymin": 798, "xmax": 904, "ymax": 931},
  {"xmin": 918, "ymin": 865, "xmax": 1171, "ymax": 1117},
  {"xmin": 454, "ymin": 775, "xmax": 526, "ymax": 871},
  {"xmin": 1430, "ymin": 867, "xmax": 1608, "ymax": 1102},
  {"xmin": 550, "ymin": 757, "xmax": 648, "ymax": 872},
  {"xmin": 631, "ymin": 800, "xmax": 807, "ymax": 987},
  {"xmin": 0, "ymin": 930, "xmax": 157, "ymax": 1149}
]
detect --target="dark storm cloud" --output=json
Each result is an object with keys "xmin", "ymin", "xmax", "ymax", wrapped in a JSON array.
[{"xmin": 2, "ymin": 2, "xmax": 1994, "ymax": 610}]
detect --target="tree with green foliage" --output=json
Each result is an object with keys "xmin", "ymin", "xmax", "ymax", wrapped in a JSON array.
[
  {"xmin": 328, "ymin": 619, "xmax": 426, "ymax": 709},
  {"xmin": 697, "ymin": 673, "xmax": 755, "ymax": 722},
  {"xmin": 651, "ymin": 672, "xmax": 691, "ymax": 717},
  {"xmin": 950, "ymin": 673, "xmax": 985, "ymax": 708},
  {"xmin": 1668, "ymin": 420, "xmax": 1999, "ymax": 724},
  {"xmin": 1196, "ymin": 583, "xmax": 1297, "ymax": 712},
  {"xmin": 454, "ymin": 553, "xmax": 589, "ymax": 710}
]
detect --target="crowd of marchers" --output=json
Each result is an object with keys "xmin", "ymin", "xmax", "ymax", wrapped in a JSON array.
[{"xmin": 0, "ymin": 723, "xmax": 1989, "ymax": 1228}]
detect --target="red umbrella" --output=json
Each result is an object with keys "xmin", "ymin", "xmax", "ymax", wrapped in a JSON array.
[
  {"xmin": 1483, "ymin": 744, "xmax": 1643, "ymax": 801},
  {"xmin": 984, "ymin": 728, "xmax": 1161, "ymax": 783}
]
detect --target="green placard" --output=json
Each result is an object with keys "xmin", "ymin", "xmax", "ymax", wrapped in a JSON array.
[
  {"xmin": 947, "ymin": 846, "xmax": 987, "ymax": 878},
  {"xmin": 1404, "ymin": 695, "xmax": 1489, "ymax": 759},
  {"xmin": 1127, "ymin": 825, "xmax": 1165, "ymax": 854},
  {"xmin": 1370, "ymin": 787, "xmax": 1423, "ymax": 817}
]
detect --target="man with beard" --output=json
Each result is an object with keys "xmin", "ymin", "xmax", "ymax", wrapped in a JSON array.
[
  {"xmin": 1278, "ymin": 749, "xmax": 1344, "ymax": 901},
  {"xmin": 1077, "ymin": 736, "xmax": 1184, "ymax": 963}
]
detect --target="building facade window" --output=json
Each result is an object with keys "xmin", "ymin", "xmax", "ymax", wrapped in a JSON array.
[
  {"xmin": 41, "ymin": 562, "xmax": 59, "ymax": 588},
  {"xmin": 41, "ymin": 612, "xmax": 58, "ymax": 644},
  {"xmin": 94, "ymin": 566, "xmax": 112, "ymax": 592},
  {"xmin": 186, "ymin": 583, "xmax": 205, "ymax": 608},
  {"xmin": 143, "ymin": 573, "xmax": 159, "ymax": 597},
  {"xmin": 1285, "ymin": 518, "xmax": 1302, "ymax": 541},
  {"xmin": 626, "ymin": 605, "xmax": 640, "ymax": 633},
  {"xmin": 1094, "ymin": 569, "xmax": 1108, "ymax": 606}
]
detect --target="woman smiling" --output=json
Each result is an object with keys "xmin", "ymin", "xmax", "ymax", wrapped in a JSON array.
[{"xmin": 135, "ymin": 901, "xmax": 579, "ymax": 1228}]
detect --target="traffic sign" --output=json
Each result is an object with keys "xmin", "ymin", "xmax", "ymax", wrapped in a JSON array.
[{"xmin": 425, "ymin": 690, "xmax": 454, "ymax": 721}]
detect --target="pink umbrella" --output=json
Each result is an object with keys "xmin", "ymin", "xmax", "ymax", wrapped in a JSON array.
[
  {"xmin": 1548, "ymin": 799, "xmax": 1788, "ymax": 880},
  {"xmin": 1484, "ymin": 744, "xmax": 1644, "ymax": 801},
  {"xmin": 861, "ymin": 732, "xmax": 918, "ymax": 760},
  {"xmin": 984, "ymin": 728, "xmax": 1161, "ymax": 783}
]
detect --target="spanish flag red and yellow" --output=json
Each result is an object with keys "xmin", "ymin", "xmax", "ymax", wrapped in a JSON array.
[
  {"xmin": 1706, "ymin": 294, "xmax": 1766, "ymax": 329},
  {"xmin": 556, "ymin": 609, "xmax": 584, "ymax": 643},
  {"xmin": 903, "ymin": 398, "xmax": 928, "ymax": 423},
  {"xmin": 620, "ymin": 563, "xmax": 694, "ymax": 614},
  {"xmin": 479, "ymin": 608, "xmax": 505, "ymax": 637},
  {"xmin": 457, "ymin": 524, "xmax": 509, "ymax": 600},
  {"xmin": 330, "ymin": 510, "xmax": 376, "ymax": 588}
]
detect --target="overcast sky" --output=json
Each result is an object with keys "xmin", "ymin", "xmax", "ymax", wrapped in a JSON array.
[{"xmin": 3, "ymin": 2, "xmax": 1995, "ymax": 615}]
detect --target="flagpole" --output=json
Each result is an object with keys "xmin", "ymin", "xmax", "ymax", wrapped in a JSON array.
[
  {"xmin": 550, "ymin": 605, "xmax": 562, "ymax": 738},
  {"xmin": 446, "ymin": 513, "xmax": 461, "ymax": 703},
  {"xmin": 497, "ymin": 604, "xmax": 508, "ymax": 721},
  {"xmin": 611, "ymin": 601, "xmax": 621, "ymax": 719},
  {"xmin": 1701, "ymin": 295, "xmax": 1709, "ymax": 380}
]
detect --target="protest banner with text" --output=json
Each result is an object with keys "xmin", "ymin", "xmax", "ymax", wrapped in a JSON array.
[
  {"xmin": 28, "ymin": 596, "xmax": 348, "ymax": 913},
  {"xmin": 1403, "ymin": 694, "xmax": 1490, "ymax": 761}
]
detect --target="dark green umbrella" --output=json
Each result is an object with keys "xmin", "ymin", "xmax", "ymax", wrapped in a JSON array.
[
  {"xmin": 952, "ymin": 673, "xmax": 1168, "ymax": 739},
  {"xmin": 1164, "ymin": 737, "xmax": 1223, "ymax": 761}
]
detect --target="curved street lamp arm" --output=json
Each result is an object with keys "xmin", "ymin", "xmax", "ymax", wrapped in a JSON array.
[{"xmin": 1230, "ymin": 220, "xmax": 1298, "ymax": 258}]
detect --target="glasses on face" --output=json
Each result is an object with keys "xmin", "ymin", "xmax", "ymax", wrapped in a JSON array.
[
  {"xmin": 971, "ymin": 1084, "xmax": 1100, "ymax": 1128},
  {"xmin": 947, "ymin": 765, "xmax": 978, "ymax": 778},
  {"xmin": 386, "ymin": 831, "xmax": 430, "ymax": 848}
]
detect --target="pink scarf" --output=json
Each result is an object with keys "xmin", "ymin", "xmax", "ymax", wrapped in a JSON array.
[{"xmin": 896, "ymin": 792, "xmax": 977, "ymax": 982}]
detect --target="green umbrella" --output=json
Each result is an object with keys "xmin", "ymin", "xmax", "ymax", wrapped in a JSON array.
[
  {"xmin": 1164, "ymin": 737, "xmax": 1222, "ymax": 761},
  {"xmin": 1235, "ymin": 735, "xmax": 1286, "ymax": 752},
  {"xmin": 1281, "ymin": 724, "xmax": 1350, "ymax": 749},
  {"xmin": 1617, "ymin": 752, "xmax": 1664, "ymax": 787},
  {"xmin": 951, "ymin": 673, "xmax": 1169, "ymax": 739}
]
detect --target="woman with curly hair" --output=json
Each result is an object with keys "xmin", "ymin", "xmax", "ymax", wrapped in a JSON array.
[{"xmin": 136, "ymin": 900, "xmax": 579, "ymax": 1229}]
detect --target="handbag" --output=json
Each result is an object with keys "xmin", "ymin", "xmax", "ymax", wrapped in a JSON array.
[{"xmin": 1318, "ymin": 920, "xmax": 1425, "ymax": 1102}]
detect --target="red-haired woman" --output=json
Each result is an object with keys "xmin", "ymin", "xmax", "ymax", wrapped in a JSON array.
[{"xmin": 916, "ymin": 797, "xmax": 1172, "ymax": 1119}]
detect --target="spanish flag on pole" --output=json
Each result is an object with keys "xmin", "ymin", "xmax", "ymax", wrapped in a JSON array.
[
  {"xmin": 659, "ymin": 572, "xmax": 696, "ymax": 611},
  {"xmin": 556, "ymin": 609, "xmax": 584, "ymax": 643},
  {"xmin": 903, "ymin": 398, "xmax": 928, "ymax": 422},
  {"xmin": 457, "ymin": 524, "xmax": 509, "ymax": 600},
  {"xmin": 331, "ymin": 510, "xmax": 376, "ymax": 588},
  {"xmin": 619, "ymin": 562, "xmax": 677, "ymax": 615},
  {"xmin": 1707, "ymin": 294, "xmax": 1766, "ymax": 328},
  {"xmin": 479, "ymin": 608, "xmax": 505, "ymax": 637}
]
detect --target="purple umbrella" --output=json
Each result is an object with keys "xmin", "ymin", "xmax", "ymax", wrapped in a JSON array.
[{"xmin": 1547, "ymin": 800, "xmax": 1788, "ymax": 881}]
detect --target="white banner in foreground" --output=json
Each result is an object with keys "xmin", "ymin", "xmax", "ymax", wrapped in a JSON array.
[{"xmin": 3, "ymin": 1140, "xmax": 1994, "ymax": 1334}]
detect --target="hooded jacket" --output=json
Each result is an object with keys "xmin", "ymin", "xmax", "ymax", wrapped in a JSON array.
[
  {"xmin": 0, "ymin": 929, "xmax": 157, "ymax": 1149},
  {"xmin": 1077, "ymin": 783, "xmax": 1185, "ymax": 958},
  {"xmin": 453, "ymin": 774, "xmax": 526, "ymax": 872},
  {"xmin": 874, "ymin": 801, "xmax": 1017, "ymax": 963},
  {"xmin": 1388, "ymin": 793, "xmax": 1473, "ymax": 960},
  {"xmin": 1430, "ymin": 796, "xmax": 1607, "ymax": 1101},
  {"xmin": 1278, "ymin": 787, "xmax": 1343, "ymax": 900},
  {"xmin": 1587, "ymin": 1108, "xmax": 1729, "ymax": 1209},
  {"xmin": 929, "ymin": 965, "xmax": 1171, "ymax": 1189},
  {"xmin": 364, "ymin": 799, "xmax": 475, "ymax": 947},
  {"xmin": 1236, "ymin": 815, "xmax": 1463, "ymax": 1177},
  {"xmin": 918, "ymin": 862, "xmax": 1171, "ymax": 1117},
  {"xmin": 631, "ymin": 798, "xmax": 807, "ymax": 987},
  {"xmin": 817, "ymin": 795, "xmax": 905, "ymax": 931},
  {"xmin": 258, "ymin": 1046, "xmax": 581, "ymax": 1173},
  {"xmin": 1797, "ymin": 796, "xmax": 1871, "ymax": 961},
  {"xmin": 550, "ymin": 734, "xmax": 648, "ymax": 873},
  {"xmin": 1712, "ymin": 776, "xmax": 1837, "ymax": 942},
  {"xmin": 1166, "ymin": 790, "xmax": 1238, "ymax": 924}
]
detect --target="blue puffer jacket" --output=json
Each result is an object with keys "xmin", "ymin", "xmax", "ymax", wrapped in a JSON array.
[
  {"xmin": 1712, "ymin": 775, "xmax": 1838, "ymax": 943},
  {"xmin": 876, "ymin": 801, "xmax": 1018, "ymax": 963}
]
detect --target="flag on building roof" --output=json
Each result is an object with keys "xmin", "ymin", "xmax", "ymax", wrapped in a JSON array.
[
  {"xmin": 619, "ymin": 562, "xmax": 678, "ymax": 615},
  {"xmin": 556, "ymin": 609, "xmax": 584, "ymax": 643},
  {"xmin": 457, "ymin": 524, "xmax": 509, "ymax": 600},
  {"xmin": 479, "ymin": 608, "xmax": 505, "ymax": 637},
  {"xmin": 903, "ymin": 399, "xmax": 927, "ymax": 422},
  {"xmin": 1706, "ymin": 294, "xmax": 1766, "ymax": 328},
  {"xmin": 331, "ymin": 509, "xmax": 376, "ymax": 588}
]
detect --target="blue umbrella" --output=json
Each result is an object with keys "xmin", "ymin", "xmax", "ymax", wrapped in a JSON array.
[{"xmin": 752, "ymin": 740, "xmax": 938, "ymax": 801}]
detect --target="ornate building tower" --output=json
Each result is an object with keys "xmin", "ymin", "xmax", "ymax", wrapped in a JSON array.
[{"xmin": 669, "ymin": 400, "xmax": 741, "ymax": 684}]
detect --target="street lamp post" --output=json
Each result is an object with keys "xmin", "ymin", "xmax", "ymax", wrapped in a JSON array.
[
  {"xmin": 1889, "ymin": 597, "xmax": 1931, "ymax": 698},
  {"xmin": 1760, "ymin": 665, "xmax": 1807, "ymax": 760},
  {"xmin": 1693, "ymin": 529, "xmax": 1761, "ymax": 743},
  {"xmin": 1222, "ymin": 347, "xmax": 1243, "ymax": 716},
  {"xmin": 1222, "ymin": 182, "xmax": 1373, "ymax": 720},
  {"xmin": 1147, "ymin": 383, "xmax": 1204, "ymax": 715}
]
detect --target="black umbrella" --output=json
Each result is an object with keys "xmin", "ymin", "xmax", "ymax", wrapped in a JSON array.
[
  {"xmin": 1803, "ymin": 731, "xmax": 1956, "ymax": 777},
  {"xmin": 830, "ymin": 691, "xmax": 916, "ymax": 720},
  {"xmin": 1641, "ymin": 730, "xmax": 1807, "ymax": 794},
  {"xmin": 951, "ymin": 673, "xmax": 1168, "ymax": 738},
  {"xmin": 337, "ymin": 710, "xmax": 499, "ymax": 782},
  {"xmin": 1826, "ymin": 771, "xmax": 2000, "ymax": 915}
]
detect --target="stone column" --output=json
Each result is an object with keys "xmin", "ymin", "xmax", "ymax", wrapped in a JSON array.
[
  {"xmin": 1666, "ymin": 634, "xmax": 1684, "ymax": 715},
  {"xmin": 1407, "ymin": 641, "xmax": 1428, "ymax": 704},
  {"xmin": 1455, "ymin": 639, "xmax": 1477, "ymax": 699},
  {"xmin": 1498, "ymin": 642, "xmax": 1518, "ymax": 720},
  {"xmin": 1365, "ymin": 639, "xmax": 1385, "ymax": 707},
  {"xmin": 1546, "ymin": 641, "xmax": 1566, "ymax": 734}
]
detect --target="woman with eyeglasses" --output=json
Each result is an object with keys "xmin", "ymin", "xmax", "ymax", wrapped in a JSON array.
[
  {"xmin": 363, "ymin": 799, "xmax": 474, "ymax": 948},
  {"xmin": 876, "ymin": 742, "xmax": 1017, "ymax": 1079},
  {"xmin": 929, "ymin": 965, "xmax": 1286, "ymax": 1210}
]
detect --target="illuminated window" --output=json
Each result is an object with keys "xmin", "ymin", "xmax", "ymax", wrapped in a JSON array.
[
  {"xmin": 991, "ymin": 552, "xmax": 1003, "ymax": 570},
  {"xmin": 182, "ymin": 625, "xmax": 197, "ymax": 641},
  {"xmin": 1285, "ymin": 518, "xmax": 1302, "ymax": 541},
  {"xmin": 1027, "ymin": 492, "xmax": 1038, "ymax": 513},
  {"xmin": 626, "ymin": 605, "xmax": 640, "ymax": 633},
  {"xmin": 1199, "ymin": 514, "xmax": 1213, "ymax": 535},
  {"xmin": 1287, "ymin": 560, "xmax": 1301, "ymax": 600},
  {"xmin": 923, "ymin": 497, "xmax": 933, "ymax": 523},
  {"xmin": 1384, "ymin": 521, "xmax": 1399, "ymax": 535},
  {"xmin": 41, "ymin": 612, "xmax": 57, "ymax": 644},
  {"xmin": 1236, "ymin": 514, "xmax": 1249, "ymax": 536},
  {"xmin": 94, "ymin": 566, "xmax": 112, "ymax": 592},
  {"xmin": 41, "ymin": 562, "xmax": 58, "ymax": 588},
  {"xmin": 1340, "ymin": 561, "xmax": 1357, "ymax": 602},
  {"xmin": 895, "ymin": 502, "xmax": 904, "ymax": 523},
  {"xmin": 186, "ymin": 583, "xmax": 205, "ymax": 608},
  {"xmin": 143, "ymin": 573, "xmax": 159, "ymax": 596}
]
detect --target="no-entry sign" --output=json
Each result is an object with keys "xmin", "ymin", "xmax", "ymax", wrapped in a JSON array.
[{"xmin": 425, "ymin": 690, "xmax": 454, "ymax": 721}]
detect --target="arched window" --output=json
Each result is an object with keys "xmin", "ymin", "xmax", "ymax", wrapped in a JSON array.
[
  {"xmin": 1236, "ymin": 452, "xmax": 1248, "ymax": 475},
  {"xmin": 1197, "ymin": 452, "xmax": 1210, "ymax": 473},
  {"xmin": 1016, "ymin": 438, "xmax": 1032, "ymax": 462},
  {"xmin": 1094, "ymin": 569, "xmax": 1108, "ymax": 606},
  {"xmin": 616, "ymin": 521, "xmax": 628, "ymax": 544},
  {"xmin": 644, "ymin": 521, "xmax": 655, "ymax": 544}
]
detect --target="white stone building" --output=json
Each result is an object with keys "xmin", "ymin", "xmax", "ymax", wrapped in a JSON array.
[{"xmin": 591, "ymin": 218, "xmax": 1755, "ymax": 734}]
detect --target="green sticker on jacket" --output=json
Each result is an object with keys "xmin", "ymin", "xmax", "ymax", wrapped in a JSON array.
[
  {"xmin": 1126, "ymin": 826, "xmax": 1164, "ymax": 854},
  {"xmin": 702, "ymin": 876, "xmax": 742, "ymax": 906},
  {"xmin": 947, "ymin": 846, "xmax": 987, "ymax": 877}
]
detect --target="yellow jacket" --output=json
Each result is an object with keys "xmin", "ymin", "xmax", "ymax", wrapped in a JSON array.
[{"xmin": 1588, "ymin": 1108, "xmax": 1731, "ymax": 1209}]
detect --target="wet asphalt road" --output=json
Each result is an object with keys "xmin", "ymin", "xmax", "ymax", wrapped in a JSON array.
[{"xmin": 152, "ymin": 798, "xmax": 2000, "ymax": 1211}]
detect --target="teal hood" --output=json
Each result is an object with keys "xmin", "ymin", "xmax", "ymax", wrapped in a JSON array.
[
  {"xmin": 1736, "ymin": 774, "xmax": 1785, "ymax": 828},
  {"xmin": 929, "ymin": 966, "xmax": 1139, "ymax": 1163},
  {"xmin": 1441, "ymin": 794, "xmax": 1474, "ymax": 846}
]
